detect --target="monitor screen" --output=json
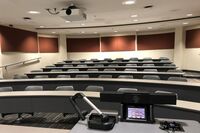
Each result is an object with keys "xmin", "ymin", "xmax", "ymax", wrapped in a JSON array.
[{"xmin": 127, "ymin": 107, "xmax": 146, "ymax": 120}]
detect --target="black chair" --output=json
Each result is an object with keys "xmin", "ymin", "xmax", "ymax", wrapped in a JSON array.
[
  {"xmin": 155, "ymin": 90, "xmax": 178, "ymax": 99},
  {"xmin": 57, "ymin": 62, "xmax": 65, "ymax": 64},
  {"xmin": 91, "ymin": 59, "xmax": 98, "ymax": 61},
  {"xmin": 108, "ymin": 64, "xmax": 118, "ymax": 66},
  {"xmin": 143, "ymin": 64, "xmax": 155, "ymax": 66},
  {"xmin": 117, "ymin": 88, "xmax": 138, "ymax": 92},
  {"xmin": 56, "ymin": 75, "xmax": 71, "ymax": 78},
  {"xmin": 75, "ymin": 75, "xmax": 89, "ymax": 78},
  {"xmin": 143, "ymin": 57, "xmax": 152, "ymax": 61},
  {"xmin": 31, "ymin": 70, "xmax": 43, "ymax": 72},
  {"xmin": 126, "ymin": 64, "xmax": 137, "ymax": 66},
  {"xmin": 118, "ymin": 75, "xmax": 134, "ymax": 79},
  {"xmin": 51, "ymin": 69, "xmax": 63, "ymax": 72},
  {"xmin": 104, "ymin": 68, "xmax": 116, "ymax": 71},
  {"xmin": 67, "ymin": 69, "xmax": 79, "ymax": 71},
  {"xmin": 164, "ymin": 64, "xmax": 176, "ymax": 66},
  {"xmin": 25, "ymin": 86, "xmax": 43, "ymax": 91},
  {"xmin": 94, "ymin": 64, "xmax": 104, "ymax": 67},
  {"xmin": 98, "ymin": 75, "xmax": 112, "ymax": 78},
  {"xmin": 77, "ymin": 64, "xmax": 87, "ymax": 67},
  {"xmin": 13, "ymin": 74, "xmax": 28, "ymax": 79},
  {"xmin": 143, "ymin": 75, "xmax": 160, "ymax": 80},
  {"xmin": 85, "ymin": 85, "xmax": 104, "ymax": 92},
  {"xmin": 168, "ymin": 77, "xmax": 187, "ymax": 82},
  {"xmin": 159, "ymin": 57, "xmax": 169, "ymax": 60},
  {"xmin": 115, "ymin": 58, "xmax": 124, "ymax": 61},
  {"xmin": 63, "ymin": 64, "xmax": 73, "ymax": 67},
  {"xmin": 143, "ymin": 69, "xmax": 158, "ymax": 72},
  {"xmin": 87, "ymin": 69, "xmax": 98, "ymax": 71},
  {"xmin": 55, "ymin": 86, "xmax": 74, "ymax": 91},
  {"xmin": 167, "ymin": 69, "xmax": 183, "ymax": 73},
  {"xmin": 104, "ymin": 58, "xmax": 112, "ymax": 61},
  {"xmin": 34, "ymin": 75, "xmax": 49, "ymax": 79},
  {"xmin": 129, "ymin": 57, "xmax": 138, "ymax": 61},
  {"xmin": 46, "ymin": 65, "xmax": 55, "ymax": 68},
  {"xmin": 125, "ymin": 68, "xmax": 137, "ymax": 71}
]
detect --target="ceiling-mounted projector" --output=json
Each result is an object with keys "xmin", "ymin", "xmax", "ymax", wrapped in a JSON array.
[{"xmin": 61, "ymin": 5, "xmax": 87, "ymax": 21}]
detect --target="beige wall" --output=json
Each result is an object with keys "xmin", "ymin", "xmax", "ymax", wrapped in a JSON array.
[{"xmin": 1, "ymin": 34, "xmax": 67, "ymax": 79}]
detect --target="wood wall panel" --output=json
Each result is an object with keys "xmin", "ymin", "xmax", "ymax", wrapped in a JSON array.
[
  {"xmin": 39, "ymin": 37, "xmax": 59, "ymax": 53},
  {"xmin": 0, "ymin": 25, "xmax": 38, "ymax": 52},
  {"xmin": 67, "ymin": 38, "xmax": 100, "ymax": 52},
  {"xmin": 137, "ymin": 33, "xmax": 175, "ymax": 50},
  {"xmin": 186, "ymin": 28, "xmax": 200, "ymax": 48},
  {"xmin": 101, "ymin": 35, "xmax": 135, "ymax": 52}
]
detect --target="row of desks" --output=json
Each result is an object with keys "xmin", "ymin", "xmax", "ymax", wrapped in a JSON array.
[
  {"xmin": 55, "ymin": 61, "xmax": 173, "ymax": 67},
  {"xmin": 26, "ymin": 71, "xmax": 184, "ymax": 79},
  {"xmin": 43, "ymin": 66, "xmax": 177, "ymax": 72}
]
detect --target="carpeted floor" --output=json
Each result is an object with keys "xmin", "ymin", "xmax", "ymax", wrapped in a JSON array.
[{"xmin": 0, "ymin": 113, "xmax": 79, "ymax": 129}]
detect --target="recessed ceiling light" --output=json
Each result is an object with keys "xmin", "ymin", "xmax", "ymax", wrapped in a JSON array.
[
  {"xmin": 81, "ymin": 23, "xmax": 85, "ymax": 26},
  {"xmin": 122, "ymin": 0, "xmax": 136, "ymax": 5},
  {"xmin": 183, "ymin": 22, "xmax": 189, "ymax": 25},
  {"xmin": 133, "ymin": 19, "xmax": 138, "ymax": 22},
  {"xmin": 131, "ymin": 14, "xmax": 138, "ymax": 18},
  {"xmin": 187, "ymin": 14, "xmax": 193, "ymax": 17},
  {"xmin": 81, "ymin": 31, "xmax": 85, "ymax": 33},
  {"xmin": 114, "ymin": 31, "xmax": 118, "ymax": 33},
  {"xmin": 147, "ymin": 27, "xmax": 152, "ymax": 29},
  {"xmin": 28, "ymin": 11, "xmax": 40, "ymax": 14},
  {"xmin": 136, "ymin": 29, "xmax": 139, "ymax": 31},
  {"xmin": 65, "ymin": 20, "xmax": 71, "ymax": 23},
  {"xmin": 94, "ymin": 32, "xmax": 98, "ymax": 34},
  {"xmin": 39, "ymin": 26, "xmax": 44, "ymax": 28},
  {"xmin": 52, "ymin": 32, "xmax": 56, "ymax": 34}
]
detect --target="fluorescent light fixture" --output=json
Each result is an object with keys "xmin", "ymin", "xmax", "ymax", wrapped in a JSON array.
[
  {"xmin": 94, "ymin": 32, "xmax": 98, "ymax": 34},
  {"xmin": 131, "ymin": 14, "xmax": 138, "ymax": 18},
  {"xmin": 81, "ymin": 31, "xmax": 85, "ymax": 33},
  {"xmin": 65, "ymin": 20, "xmax": 71, "ymax": 23},
  {"xmin": 114, "ymin": 31, "xmax": 118, "ymax": 33},
  {"xmin": 28, "ymin": 11, "xmax": 40, "ymax": 14},
  {"xmin": 52, "ymin": 32, "xmax": 56, "ymax": 34},
  {"xmin": 122, "ymin": 0, "xmax": 136, "ymax": 5},
  {"xmin": 183, "ymin": 22, "xmax": 189, "ymax": 25},
  {"xmin": 187, "ymin": 14, "xmax": 193, "ymax": 17},
  {"xmin": 81, "ymin": 23, "xmax": 85, "ymax": 26},
  {"xmin": 136, "ymin": 29, "xmax": 139, "ymax": 31},
  {"xmin": 39, "ymin": 26, "xmax": 44, "ymax": 28},
  {"xmin": 147, "ymin": 27, "xmax": 152, "ymax": 29},
  {"xmin": 133, "ymin": 19, "xmax": 138, "ymax": 22}
]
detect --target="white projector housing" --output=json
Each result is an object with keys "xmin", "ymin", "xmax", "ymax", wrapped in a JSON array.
[{"xmin": 61, "ymin": 9, "xmax": 86, "ymax": 21}]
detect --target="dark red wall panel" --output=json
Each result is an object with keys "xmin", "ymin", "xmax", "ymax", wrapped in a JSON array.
[
  {"xmin": 186, "ymin": 28, "xmax": 200, "ymax": 48},
  {"xmin": 137, "ymin": 33, "xmax": 175, "ymax": 50},
  {"xmin": 0, "ymin": 25, "xmax": 38, "ymax": 52},
  {"xmin": 39, "ymin": 37, "xmax": 59, "ymax": 53},
  {"xmin": 67, "ymin": 38, "xmax": 100, "ymax": 52},
  {"xmin": 101, "ymin": 35, "xmax": 135, "ymax": 52}
]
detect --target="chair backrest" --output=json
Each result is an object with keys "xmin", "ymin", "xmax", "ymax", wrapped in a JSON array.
[
  {"xmin": 98, "ymin": 75, "xmax": 112, "ymax": 78},
  {"xmin": 115, "ymin": 58, "xmax": 124, "ymax": 60},
  {"xmin": 117, "ymin": 88, "xmax": 138, "ymax": 92},
  {"xmin": 77, "ymin": 64, "xmax": 87, "ymax": 67},
  {"xmin": 143, "ymin": 69, "xmax": 158, "ymax": 72},
  {"xmin": 143, "ymin": 57, "xmax": 152, "ymax": 61},
  {"xmin": 46, "ymin": 65, "xmax": 55, "ymax": 68},
  {"xmin": 51, "ymin": 69, "xmax": 63, "ymax": 72},
  {"xmin": 91, "ymin": 59, "xmax": 98, "ymax": 61},
  {"xmin": 94, "ymin": 64, "xmax": 104, "ymax": 67},
  {"xmin": 108, "ymin": 64, "xmax": 118, "ymax": 66},
  {"xmin": 164, "ymin": 64, "xmax": 176, "ymax": 66},
  {"xmin": 87, "ymin": 69, "xmax": 98, "ymax": 71},
  {"xmin": 104, "ymin": 58, "xmax": 112, "ymax": 61},
  {"xmin": 31, "ymin": 70, "xmax": 43, "ymax": 72},
  {"xmin": 56, "ymin": 75, "xmax": 71, "ymax": 78},
  {"xmin": 129, "ymin": 57, "xmax": 138, "ymax": 61},
  {"xmin": 167, "ymin": 69, "xmax": 183, "ymax": 73},
  {"xmin": 25, "ymin": 86, "xmax": 43, "ymax": 91},
  {"xmin": 118, "ymin": 75, "xmax": 134, "ymax": 79},
  {"xmin": 67, "ymin": 69, "xmax": 79, "ymax": 71},
  {"xmin": 0, "ymin": 87, "xmax": 13, "ymax": 92},
  {"xmin": 159, "ymin": 57, "xmax": 169, "ymax": 60},
  {"xmin": 63, "ymin": 64, "xmax": 73, "ymax": 67},
  {"xmin": 57, "ymin": 62, "xmax": 65, "ymax": 64},
  {"xmin": 155, "ymin": 90, "xmax": 178, "ymax": 98},
  {"xmin": 124, "ymin": 69, "xmax": 137, "ymax": 71},
  {"xmin": 126, "ymin": 64, "xmax": 137, "ymax": 66},
  {"xmin": 143, "ymin": 64, "xmax": 155, "ymax": 66},
  {"xmin": 104, "ymin": 68, "xmax": 116, "ymax": 71},
  {"xmin": 143, "ymin": 75, "xmax": 160, "ymax": 80},
  {"xmin": 75, "ymin": 75, "xmax": 89, "ymax": 78},
  {"xmin": 168, "ymin": 77, "xmax": 187, "ymax": 82},
  {"xmin": 34, "ymin": 75, "xmax": 49, "ymax": 79},
  {"xmin": 55, "ymin": 86, "xmax": 74, "ymax": 91},
  {"xmin": 13, "ymin": 75, "xmax": 28, "ymax": 79},
  {"xmin": 85, "ymin": 85, "xmax": 104, "ymax": 92}
]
